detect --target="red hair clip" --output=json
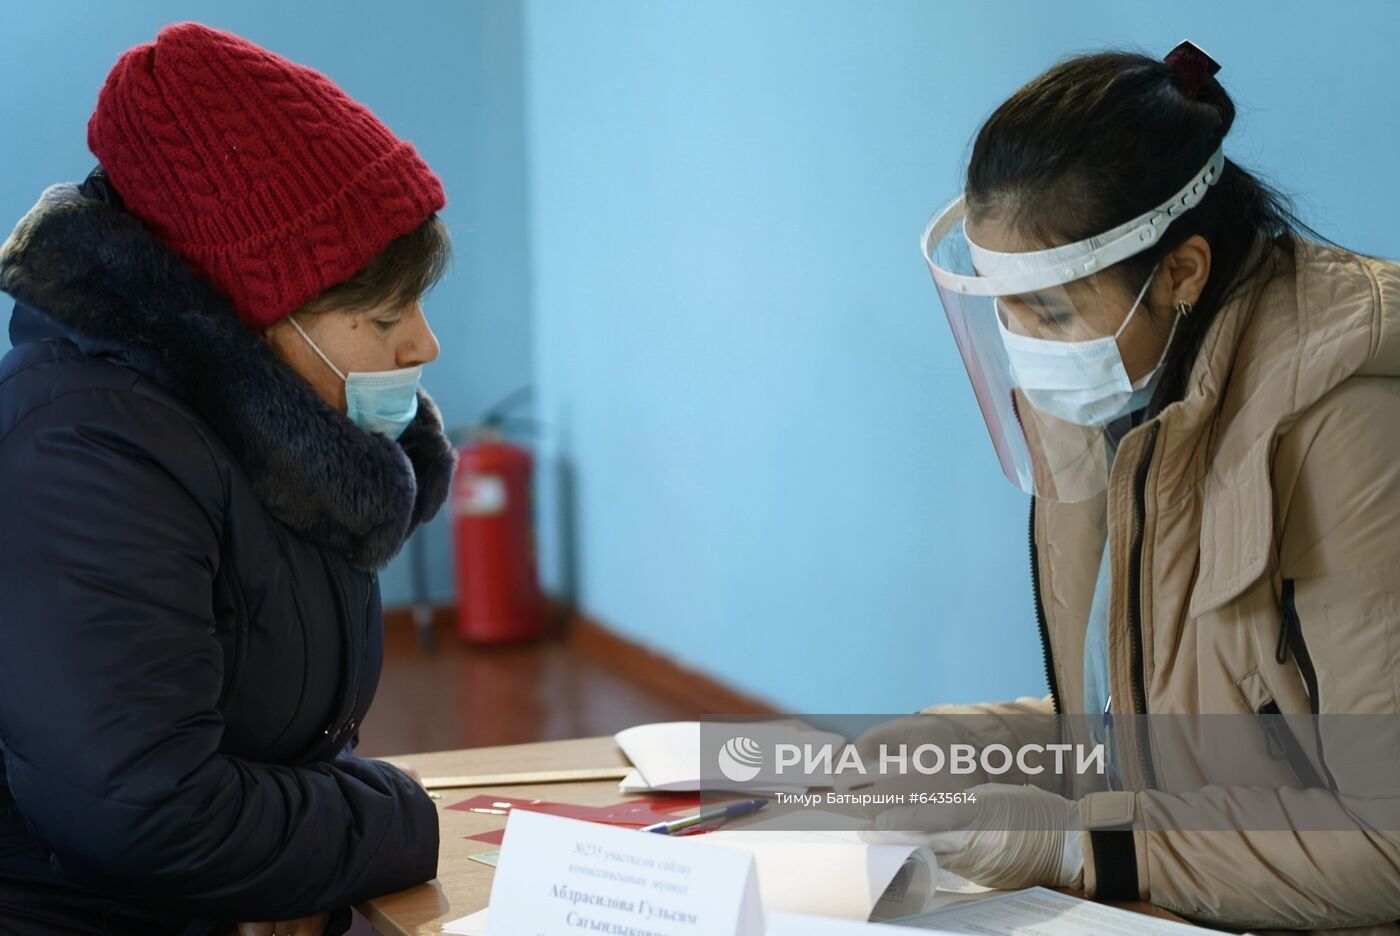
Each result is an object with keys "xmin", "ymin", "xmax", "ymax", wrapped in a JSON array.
[{"xmin": 1164, "ymin": 40, "xmax": 1221, "ymax": 99}]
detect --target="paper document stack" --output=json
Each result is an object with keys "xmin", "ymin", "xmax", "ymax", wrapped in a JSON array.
[{"xmin": 613, "ymin": 720, "xmax": 846, "ymax": 794}]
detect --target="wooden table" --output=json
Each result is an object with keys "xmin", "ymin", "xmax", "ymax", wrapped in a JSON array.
[{"xmin": 358, "ymin": 737, "xmax": 1191, "ymax": 934}]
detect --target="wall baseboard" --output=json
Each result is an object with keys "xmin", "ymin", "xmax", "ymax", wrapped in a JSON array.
[{"xmin": 383, "ymin": 602, "xmax": 779, "ymax": 717}]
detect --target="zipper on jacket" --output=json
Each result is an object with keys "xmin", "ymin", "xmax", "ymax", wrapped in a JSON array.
[
  {"xmin": 1029, "ymin": 497, "xmax": 1068, "ymax": 795},
  {"xmin": 1279, "ymin": 579, "xmax": 1338, "ymax": 790},
  {"xmin": 1275, "ymin": 605, "xmax": 1293, "ymax": 664},
  {"xmin": 1029, "ymin": 497, "xmax": 1061, "ymax": 716},
  {"xmin": 340, "ymin": 569, "xmax": 376, "ymax": 749},
  {"xmin": 1127, "ymin": 422, "xmax": 1161, "ymax": 790},
  {"xmin": 324, "ymin": 568, "xmax": 377, "ymax": 747}
]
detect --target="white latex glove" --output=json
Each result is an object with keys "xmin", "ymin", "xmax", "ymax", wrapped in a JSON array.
[
  {"xmin": 863, "ymin": 782, "xmax": 1083, "ymax": 890},
  {"xmin": 842, "ymin": 715, "xmax": 989, "ymax": 794}
]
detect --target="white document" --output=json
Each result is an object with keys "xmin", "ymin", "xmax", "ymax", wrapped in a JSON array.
[
  {"xmin": 766, "ymin": 911, "xmax": 930, "ymax": 934},
  {"xmin": 619, "ymin": 768, "xmax": 808, "ymax": 795},
  {"xmin": 614, "ymin": 720, "xmax": 843, "ymax": 794},
  {"xmin": 892, "ymin": 886, "xmax": 1221, "ymax": 933},
  {"xmin": 484, "ymin": 809, "xmax": 764, "ymax": 936},
  {"xmin": 442, "ymin": 908, "xmax": 488, "ymax": 935},
  {"xmin": 702, "ymin": 828, "xmax": 934, "ymax": 921}
]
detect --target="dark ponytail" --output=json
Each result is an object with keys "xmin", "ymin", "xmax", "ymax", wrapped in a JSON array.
[{"xmin": 965, "ymin": 47, "xmax": 1338, "ymax": 413}]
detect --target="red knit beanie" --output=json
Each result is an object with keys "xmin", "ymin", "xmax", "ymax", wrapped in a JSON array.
[{"xmin": 87, "ymin": 22, "xmax": 447, "ymax": 331}]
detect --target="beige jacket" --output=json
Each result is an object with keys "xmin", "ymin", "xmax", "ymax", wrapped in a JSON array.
[{"xmin": 929, "ymin": 238, "xmax": 1400, "ymax": 932}]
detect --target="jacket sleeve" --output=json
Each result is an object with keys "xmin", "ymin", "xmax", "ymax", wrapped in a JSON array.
[
  {"xmin": 1081, "ymin": 377, "xmax": 1400, "ymax": 929},
  {"xmin": 0, "ymin": 386, "xmax": 438, "ymax": 919}
]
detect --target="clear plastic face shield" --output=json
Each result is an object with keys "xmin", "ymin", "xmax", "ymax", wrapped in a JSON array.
[{"xmin": 921, "ymin": 146, "xmax": 1224, "ymax": 502}]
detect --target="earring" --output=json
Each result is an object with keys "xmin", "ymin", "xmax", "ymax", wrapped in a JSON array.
[{"xmin": 1174, "ymin": 299, "xmax": 1193, "ymax": 317}]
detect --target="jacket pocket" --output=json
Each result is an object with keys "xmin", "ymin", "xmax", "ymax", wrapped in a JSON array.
[
  {"xmin": 1255, "ymin": 699, "xmax": 1326, "ymax": 788},
  {"xmin": 1277, "ymin": 579, "xmax": 1339, "ymax": 789},
  {"xmin": 298, "ymin": 553, "xmax": 364, "ymax": 764},
  {"xmin": 1238, "ymin": 668, "xmax": 1325, "ymax": 788},
  {"xmin": 211, "ymin": 560, "xmax": 249, "ymax": 715}
]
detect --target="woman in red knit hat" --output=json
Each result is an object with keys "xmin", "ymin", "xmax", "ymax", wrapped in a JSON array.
[{"xmin": 0, "ymin": 22, "xmax": 456, "ymax": 935}]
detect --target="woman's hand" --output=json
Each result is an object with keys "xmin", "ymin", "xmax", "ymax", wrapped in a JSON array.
[
  {"xmin": 840, "ymin": 714, "xmax": 991, "ymax": 796},
  {"xmin": 863, "ymin": 783, "xmax": 1084, "ymax": 890},
  {"xmin": 230, "ymin": 762, "xmax": 420, "ymax": 936},
  {"xmin": 235, "ymin": 914, "xmax": 329, "ymax": 936}
]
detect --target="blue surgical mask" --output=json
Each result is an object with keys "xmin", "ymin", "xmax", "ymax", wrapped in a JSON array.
[
  {"xmin": 995, "ymin": 264, "xmax": 1176, "ymax": 427},
  {"xmin": 288, "ymin": 317, "xmax": 423, "ymax": 440}
]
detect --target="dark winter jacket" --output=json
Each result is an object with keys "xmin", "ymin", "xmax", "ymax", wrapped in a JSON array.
[{"xmin": 0, "ymin": 177, "xmax": 456, "ymax": 933}]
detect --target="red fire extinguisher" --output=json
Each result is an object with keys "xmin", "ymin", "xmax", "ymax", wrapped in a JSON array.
[{"xmin": 452, "ymin": 428, "xmax": 542, "ymax": 643}]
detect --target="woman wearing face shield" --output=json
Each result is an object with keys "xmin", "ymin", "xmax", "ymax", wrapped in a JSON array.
[
  {"xmin": 0, "ymin": 23, "xmax": 455, "ymax": 935},
  {"xmin": 886, "ymin": 41, "xmax": 1400, "ymax": 932}
]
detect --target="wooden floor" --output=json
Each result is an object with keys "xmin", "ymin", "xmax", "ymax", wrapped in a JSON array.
[{"xmin": 354, "ymin": 618, "xmax": 705, "ymax": 757}]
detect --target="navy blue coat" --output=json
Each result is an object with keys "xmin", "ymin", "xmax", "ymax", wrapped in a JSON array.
[{"xmin": 0, "ymin": 178, "xmax": 456, "ymax": 933}]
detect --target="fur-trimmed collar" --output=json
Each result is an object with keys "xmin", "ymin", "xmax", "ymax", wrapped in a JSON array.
[{"xmin": 0, "ymin": 183, "xmax": 456, "ymax": 570}]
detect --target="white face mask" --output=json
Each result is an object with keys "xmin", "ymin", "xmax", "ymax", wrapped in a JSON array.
[
  {"xmin": 287, "ymin": 317, "xmax": 423, "ymax": 440},
  {"xmin": 995, "ymin": 265, "xmax": 1179, "ymax": 427}
]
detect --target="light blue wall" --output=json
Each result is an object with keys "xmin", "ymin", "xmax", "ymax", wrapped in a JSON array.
[
  {"xmin": 6, "ymin": 3, "xmax": 1399, "ymax": 715},
  {"xmin": 0, "ymin": 0, "xmax": 533, "ymax": 606},
  {"xmin": 522, "ymin": 0, "xmax": 1400, "ymax": 713}
]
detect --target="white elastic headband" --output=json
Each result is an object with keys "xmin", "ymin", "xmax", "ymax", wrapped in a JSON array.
[{"xmin": 922, "ymin": 145, "xmax": 1225, "ymax": 296}]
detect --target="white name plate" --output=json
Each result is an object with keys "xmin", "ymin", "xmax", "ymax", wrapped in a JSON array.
[{"xmin": 486, "ymin": 809, "xmax": 764, "ymax": 936}]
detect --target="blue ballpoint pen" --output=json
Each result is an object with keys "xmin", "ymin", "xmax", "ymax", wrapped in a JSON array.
[{"xmin": 639, "ymin": 798, "xmax": 769, "ymax": 835}]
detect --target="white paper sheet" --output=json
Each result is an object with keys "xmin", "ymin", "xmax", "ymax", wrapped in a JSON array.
[
  {"xmin": 893, "ymin": 886, "xmax": 1222, "ymax": 933},
  {"xmin": 702, "ymin": 828, "xmax": 937, "ymax": 921},
  {"xmin": 619, "ymin": 768, "xmax": 809, "ymax": 795},
  {"xmin": 614, "ymin": 721, "xmax": 842, "ymax": 794},
  {"xmin": 766, "ymin": 911, "xmax": 930, "ymax": 934},
  {"xmin": 446, "ymin": 890, "xmax": 1220, "ymax": 936},
  {"xmin": 441, "ymin": 908, "xmax": 488, "ymax": 935}
]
